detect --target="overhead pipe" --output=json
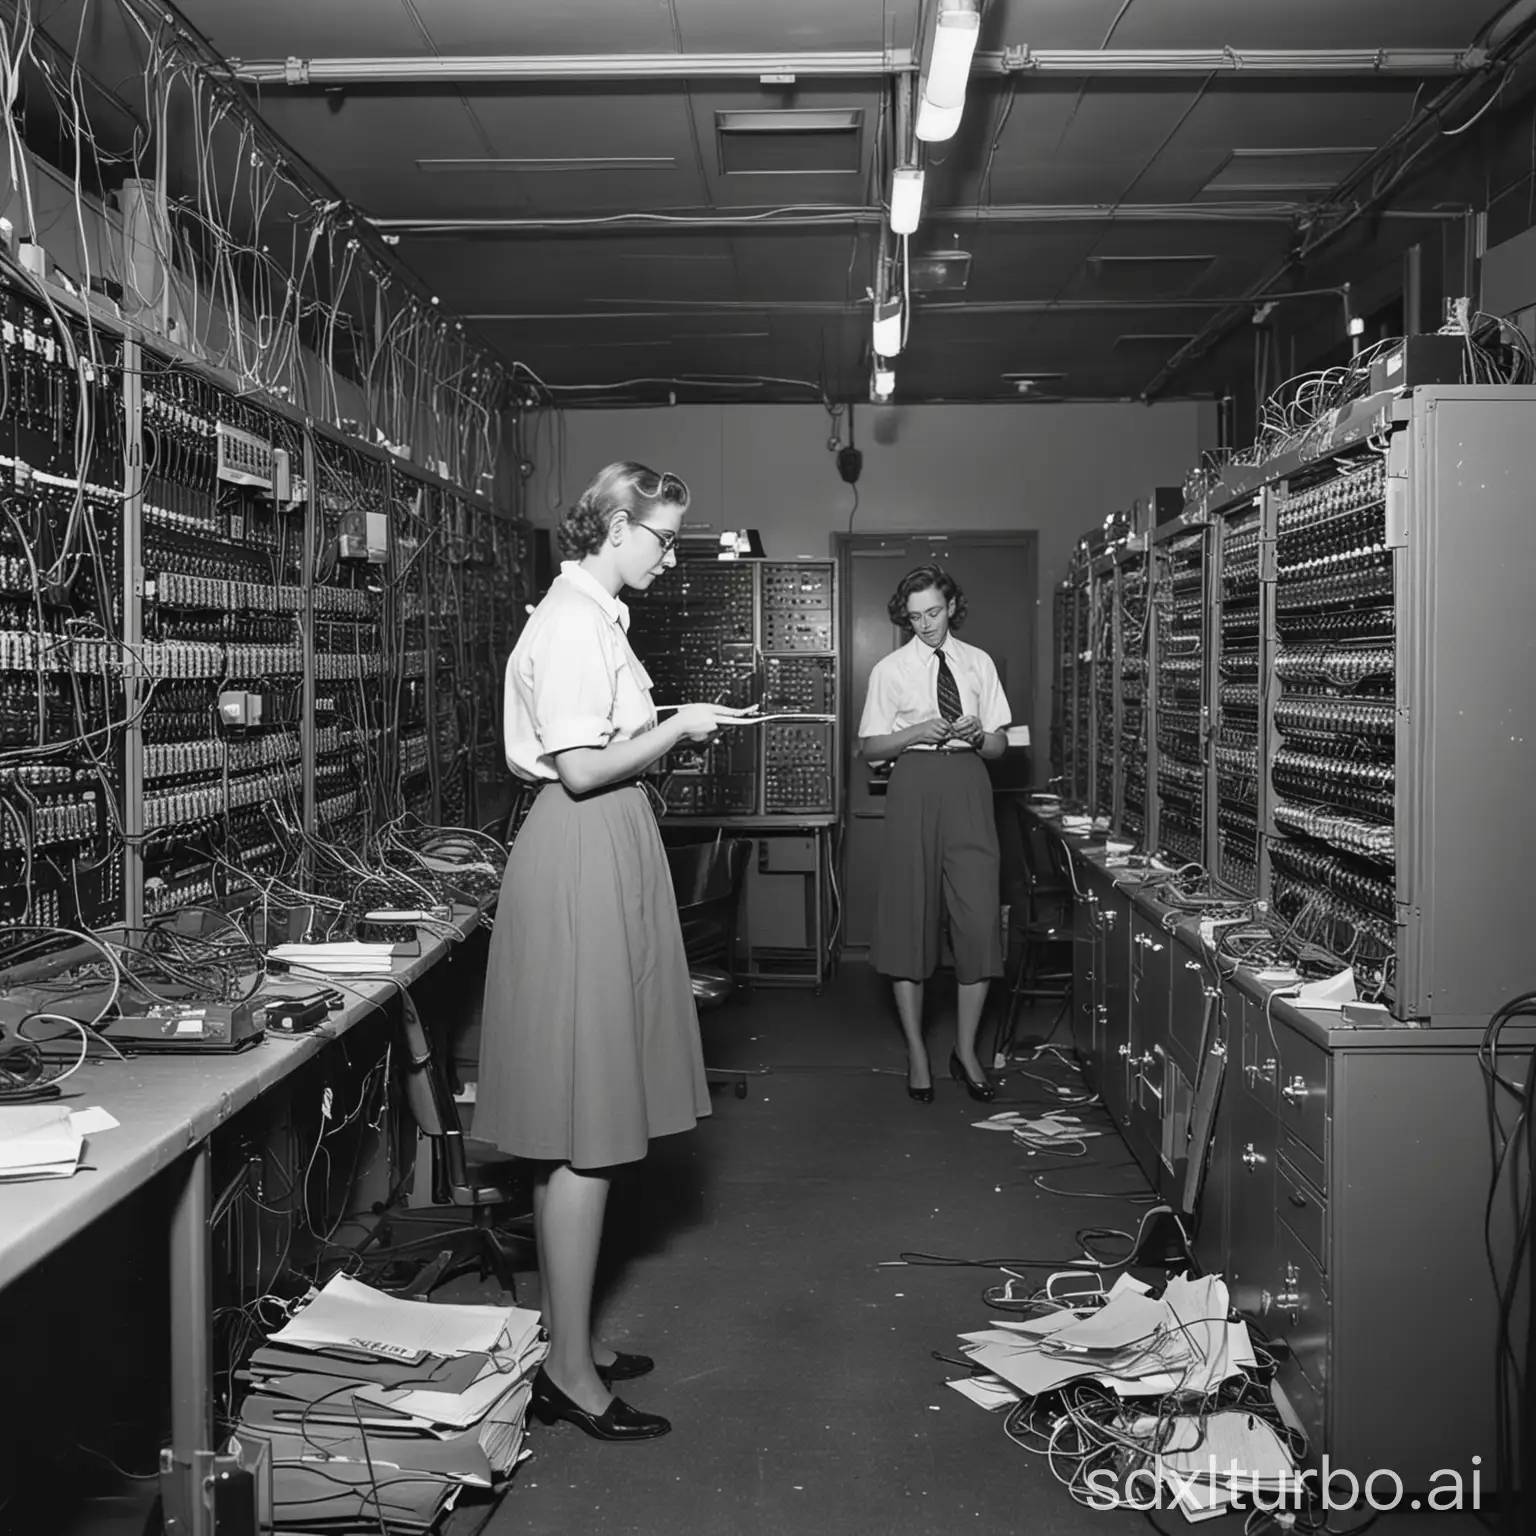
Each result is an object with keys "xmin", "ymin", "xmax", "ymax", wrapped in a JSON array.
[
  {"xmin": 367, "ymin": 204, "xmax": 1466, "ymax": 235},
  {"xmin": 231, "ymin": 46, "xmax": 1478, "ymax": 87}
]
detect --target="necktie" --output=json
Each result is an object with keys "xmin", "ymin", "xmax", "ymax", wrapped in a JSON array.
[{"xmin": 934, "ymin": 648, "xmax": 963, "ymax": 723}]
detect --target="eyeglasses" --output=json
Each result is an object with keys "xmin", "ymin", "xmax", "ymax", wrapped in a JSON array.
[
  {"xmin": 635, "ymin": 469, "xmax": 689, "ymax": 503},
  {"xmin": 630, "ymin": 520, "xmax": 678, "ymax": 556}
]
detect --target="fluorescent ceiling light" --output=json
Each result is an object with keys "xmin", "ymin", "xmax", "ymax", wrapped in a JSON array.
[
  {"xmin": 889, "ymin": 166, "xmax": 924, "ymax": 235},
  {"xmin": 874, "ymin": 365, "xmax": 896, "ymax": 397},
  {"xmin": 916, "ymin": 1, "xmax": 979, "ymax": 143},
  {"xmin": 872, "ymin": 297, "xmax": 903, "ymax": 358},
  {"xmin": 915, "ymin": 98, "xmax": 964, "ymax": 143}
]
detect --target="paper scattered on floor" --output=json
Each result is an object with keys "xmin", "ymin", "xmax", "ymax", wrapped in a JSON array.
[
  {"xmin": 955, "ymin": 1275, "xmax": 1254, "ymax": 1401},
  {"xmin": 942, "ymin": 1273, "xmax": 1296, "ymax": 1520},
  {"xmin": 946, "ymin": 1374, "xmax": 1021, "ymax": 1411},
  {"xmin": 971, "ymin": 1110, "xmax": 1105, "ymax": 1148}
]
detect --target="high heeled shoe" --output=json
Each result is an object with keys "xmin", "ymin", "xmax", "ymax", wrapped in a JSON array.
[
  {"xmin": 596, "ymin": 1351, "xmax": 654, "ymax": 1384},
  {"xmin": 907, "ymin": 1054, "xmax": 934, "ymax": 1103},
  {"xmin": 949, "ymin": 1050, "xmax": 996, "ymax": 1103},
  {"xmin": 530, "ymin": 1367, "xmax": 671, "ymax": 1441}
]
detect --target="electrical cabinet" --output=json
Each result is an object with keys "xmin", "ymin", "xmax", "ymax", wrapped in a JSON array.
[
  {"xmin": 1045, "ymin": 385, "xmax": 1536, "ymax": 1491},
  {"xmin": 626, "ymin": 555, "xmax": 841, "ymax": 822},
  {"xmin": 1053, "ymin": 829, "xmax": 1532, "ymax": 1489},
  {"xmin": 0, "ymin": 270, "xmax": 522, "ymax": 941}
]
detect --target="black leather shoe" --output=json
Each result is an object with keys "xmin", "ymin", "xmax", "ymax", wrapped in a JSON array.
[
  {"xmin": 908, "ymin": 1055, "xmax": 934, "ymax": 1103},
  {"xmin": 530, "ymin": 1367, "xmax": 671, "ymax": 1441},
  {"xmin": 950, "ymin": 1050, "xmax": 997, "ymax": 1103},
  {"xmin": 596, "ymin": 1351, "xmax": 654, "ymax": 1383}
]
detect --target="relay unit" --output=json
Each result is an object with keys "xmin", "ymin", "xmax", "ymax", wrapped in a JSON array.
[{"xmin": 627, "ymin": 557, "xmax": 840, "ymax": 821}]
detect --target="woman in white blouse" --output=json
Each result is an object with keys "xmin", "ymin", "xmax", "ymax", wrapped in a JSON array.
[
  {"xmin": 858, "ymin": 564, "xmax": 1011, "ymax": 1104},
  {"xmin": 477, "ymin": 461, "xmax": 752, "ymax": 1443}
]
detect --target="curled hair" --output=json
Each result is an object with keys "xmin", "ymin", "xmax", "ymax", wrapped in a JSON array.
[
  {"xmin": 888, "ymin": 563, "xmax": 967, "ymax": 632},
  {"xmin": 556, "ymin": 461, "xmax": 690, "ymax": 559}
]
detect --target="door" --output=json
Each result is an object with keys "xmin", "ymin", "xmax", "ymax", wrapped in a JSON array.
[{"xmin": 838, "ymin": 533, "xmax": 1037, "ymax": 954}]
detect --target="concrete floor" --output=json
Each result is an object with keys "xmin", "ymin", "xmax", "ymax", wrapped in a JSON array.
[
  {"xmin": 478, "ymin": 964, "xmax": 1492, "ymax": 1536},
  {"xmin": 483, "ymin": 966, "xmax": 1162, "ymax": 1536}
]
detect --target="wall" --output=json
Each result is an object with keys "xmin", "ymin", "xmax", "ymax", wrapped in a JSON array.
[{"xmin": 526, "ymin": 400, "xmax": 1215, "ymax": 750}]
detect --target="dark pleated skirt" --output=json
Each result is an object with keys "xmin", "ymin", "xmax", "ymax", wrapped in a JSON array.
[
  {"xmin": 871, "ymin": 750, "xmax": 1003, "ymax": 985},
  {"xmin": 475, "ymin": 780, "xmax": 710, "ymax": 1169}
]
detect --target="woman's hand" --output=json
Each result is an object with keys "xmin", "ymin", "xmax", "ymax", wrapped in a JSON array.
[
  {"xmin": 667, "ymin": 703, "xmax": 760, "ymax": 743},
  {"xmin": 907, "ymin": 717, "xmax": 952, "ymax": 748},
  {"xmin": 669, "ymin": 704, "xmax": 724, "ymax": 743},
  {"xmin": 950, "ymin": 714, "xmax": 985, "ymax": 748}
]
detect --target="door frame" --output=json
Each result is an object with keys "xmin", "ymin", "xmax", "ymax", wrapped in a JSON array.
[{"xmin": 833, "ymin": 529, "xmax": 1040, "ymax": 957}]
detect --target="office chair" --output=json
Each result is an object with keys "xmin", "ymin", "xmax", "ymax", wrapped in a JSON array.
[
  {"xmin": 666, "ymin": 836, "xmax": 754, "ymax": 1099},
  {"xmin": 360, "ymin": 992, "xmax": 534, "ymax": 1300},
  {"xmin": 992, "ymin": 816, "xmax": 1074, "ymax": 1062}
]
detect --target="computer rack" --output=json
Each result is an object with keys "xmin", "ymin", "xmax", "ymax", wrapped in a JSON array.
[
  {"xmin": 626, "ymin": 553, "xmax": 840, "ymax": 822},
  {"xmin": 0, "ymin": 266, "xmax": 523, "ymax": 937},
  {"xmin": 1089, "ymin": 555, "xmax": 1118, "ymax": 820},
  {"xmin": 1266, "ymin": 448, "xmax": 1397, "ymax": 1001},
  {"xmin": 0, "ymin": 283, "xmax": 127, "ymax": 931},
  {"xmin": 1115, "ymin": 545, "xmax": 1149, "ymax": 842},
  {"xmin": 1159, "ymin": 383, "xmax": 1536, "ymax": 1025},
  {"xmin": 1148, "ymin": 519, "xmax": 1207, "ymax": 860},
  {"xmin": 1067, "ymin": 567, "xmax": 1091, "ymax": 803},
  {"xmin": 1049, "ymin": 583, "xmax": 1071, "ymax": 790},
  {"xmin": 1211, "ymin": 498, "xmax": 1264, "ymax": 895}
]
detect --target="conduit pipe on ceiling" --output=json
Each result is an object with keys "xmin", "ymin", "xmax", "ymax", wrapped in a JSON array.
[{"xmin": 231, "ymin": 47, "xmax": 1479, "ymax": 87}]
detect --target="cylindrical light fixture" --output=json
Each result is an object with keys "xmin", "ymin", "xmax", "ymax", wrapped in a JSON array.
[
  {"xmin": 874, "ymin": 363, "xmax": 896, "ymax": 398},
  {"xmin": 872, "ymin": 296, "xmax": 903, "ymax": 358},
  {"xmin": 889, "ymin": 166, "xmax": 925, "ymax": 235},
  {"xmin": 915, "ymin": 0, "xmax": 980, "ymax": 143}
]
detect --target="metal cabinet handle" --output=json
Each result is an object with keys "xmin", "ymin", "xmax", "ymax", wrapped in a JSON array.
[
  {"xmin": 1282, "ymin": 1075, "xmax": 1309, "ymax": 1103},
  {"xmin": 1241, "ymin": 1142, "xmax": 1265, "ymax": 1170},
  {"xmin": 1287, "ymin": 1191, "xmax": 1307, "ymax": 1209},
  {"xmin": 1185, "ymin": 960, "xmax": 1202, "ymax": 972}
]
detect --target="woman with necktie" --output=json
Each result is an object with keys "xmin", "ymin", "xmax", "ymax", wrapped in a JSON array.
[{"xmin": 856, "ymin": 564, "xmax": 1011, "ymax": 1104}]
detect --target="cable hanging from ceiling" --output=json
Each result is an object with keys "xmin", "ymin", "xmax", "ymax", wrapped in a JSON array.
[{"xmin": 6, "ymin": 0, "xmax": 513, "ymax": 494}]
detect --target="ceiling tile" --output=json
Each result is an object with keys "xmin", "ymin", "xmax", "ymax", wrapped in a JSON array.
[
  {"xmin": 672, "ymin": 0, "xmax": 919, "ymax": 52},
  {"xmin": 731, "ymin": 230, "xmax": 869, "ymax": 302},
  {"xmin": 176, "ymin": 0, "xmax": 432, "ymax": 58},
  {"xmin": 401, "ymin": 234, "xmax": 745, "ymax": 307},
  {"xmin": 409, "ymin": 0, "xmax": 677, "ymax": 54}
]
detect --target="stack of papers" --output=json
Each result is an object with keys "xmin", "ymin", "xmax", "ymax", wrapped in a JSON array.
[
  {"xmin": 0, "ymin": 1105, "xmax": 118, "ymax": 1180},
  {"xmin": 268, "ymin": 942, "xmax": 405, "ymax": 977},
  {"xmin": 232, "ymin": 1274, "xmax": 546, "ymax": 1530},
  {"xmin": 947, "ymin": 1274, "xmax": 1293, "ymax": 1524}
]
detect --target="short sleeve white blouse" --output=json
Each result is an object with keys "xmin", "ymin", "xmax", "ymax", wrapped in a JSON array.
[{"xmin": 502, "ymin": 561, "xmax": 659, "ymax": 783}]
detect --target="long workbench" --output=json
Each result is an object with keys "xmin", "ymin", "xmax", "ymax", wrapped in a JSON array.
[
  {"xmin": 1032, "ymin": 808, "xmax": 1530, "ymax": 1491},
  {"xmin": 0, "ymin": 902, "xmax": 489, "ymax": 1535}
]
